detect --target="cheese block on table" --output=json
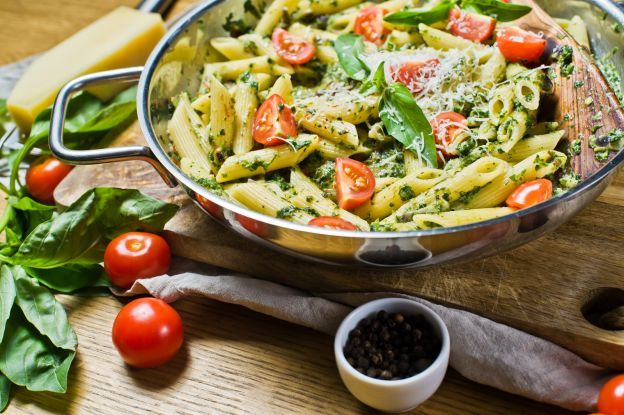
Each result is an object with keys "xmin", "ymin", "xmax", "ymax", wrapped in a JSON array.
[{"xmin": 7, "ymin": 6, "xmax": 166, "ymax": 133}]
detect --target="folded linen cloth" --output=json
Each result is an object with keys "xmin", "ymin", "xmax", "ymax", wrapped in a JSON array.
[{"xmin": 117, "ymin": 257, "xmax": 613, "ymax": 412}]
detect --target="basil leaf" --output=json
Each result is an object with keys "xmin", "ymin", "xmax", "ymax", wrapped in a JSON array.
[
  {"xmin": 10, "ymin": 188, "xmax": 178, "ymax": 269},
  {"xmin": 0, "ymin": 307, "xmax": 74, "ymax": 393},
  {"xmin": 24, "ymin": 264, "xmax": 110, "ymax": 294},
  {"xmin": 379, "ymin": 83, "xmax": 438, "ymax": 168},
  {"xmin": 334, "ymin": 34, "xmax": 370, "ymax": 81},
  {"xmin": 359, "ymin": 62, "xmax": 388, "ymax": 95},
  {"xmin": 0, "ymin": 372, "xmax": 9, "ymax": 412},
  {"xmin": 11, "ymin": 266, "xmax": 77, "ymax": 350},
  {"xmin": 384, "ymin": 0, "xmax": 455, "ymax": 26},
  {"xmin": 0, "ymin": 268, "xmax": 15, "ymax": 344},
  {"xmin": 9, "ymin": 196, "xmax": 56, "ymax": 212},
  {"xmin": 461, "ymin": 0, "xmax": 531, "ymax": 21},
  {"xmin": 0, "ymin": 99, "xmax": 10, "ymax": 138}
]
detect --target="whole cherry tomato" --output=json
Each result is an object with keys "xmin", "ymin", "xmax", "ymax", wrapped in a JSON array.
[
  {"xmin": 25, "ymin": 157, "xmax": 73, "ymax": 204},
  {"xmin": 271, "ymin": 28, "xmax": 316, "ymax": 64},
  {"xmin": 598, "ymin": 375, "xmax": 624, "ymax": 415},
  {"xmin": 497, "ymin": 26, "xmax": 547, "ymax": 63},
  {"xmin": 309, "ymin": 216, "xmax": 357, "ymax": 230},
  {"xmin": 104, "ymin": 232, "xmax": 171, "ymax": 289},
  {"xmin": 112, "ymin": 298, "xmax": 183, "ymax": 368},
  {"xmin": 252, "ymin": 94, "xmax": 298, "ymax": 146},
  {"xmin": 506, "ymin": 179, "xmax": 553, "ymax": 209},
  {"xmin": 335, "ymin": 158, "xmax": 376, "ymax": 211}
]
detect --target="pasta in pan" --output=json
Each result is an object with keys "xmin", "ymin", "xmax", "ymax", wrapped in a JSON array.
[{"xmin": 164, "ymin": 0, "xmax": 587, "ymax": 231}]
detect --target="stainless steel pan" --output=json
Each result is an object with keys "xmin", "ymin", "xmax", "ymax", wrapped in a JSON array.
[{"xmin": 49, "ymin": 0, "xmax": 624, "ymax": 268}]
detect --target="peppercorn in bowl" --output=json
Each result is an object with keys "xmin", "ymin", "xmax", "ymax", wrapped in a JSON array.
[{"xmin": 334, "ymin": 298, "xmax": 450, "ymax": 412}]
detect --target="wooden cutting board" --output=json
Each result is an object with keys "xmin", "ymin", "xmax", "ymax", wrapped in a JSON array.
[{"xmin": 55, "ymin": 122, "xmax": 624, "ymax": 370}]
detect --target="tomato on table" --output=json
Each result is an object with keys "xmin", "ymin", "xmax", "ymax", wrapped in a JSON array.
[
  {"xmin": 252, "ymin": 94, "xmax": 298, "ymax": 146},
  {"xmin": 506, "ymin": 179, "xmax": 553, "ymax": 209},
  {"xmin": 392, "ymin": 59, "xmax": 440, "ymax": 95},
  {"xmin": 430, "ymin": 111, "xmax": 468, "ymax": 159},
  {"xmin": 598, "ymin": 375, "xmax": 624, "ymax": 415},
  {"xmin": 112, "ymin": 298, "xmax": 183, "ymax": 368},
  {"xmin": 104, "ymin": 232, "xmax": 171, "ymax": 289},
  {"xmin": 25, "ymin": 157, "xmax": 73, "ymax": 204},
  {"xmin": 448, "ymin": 7, "xmax": 496, "ymax": 43},
  {"xmin": 272, "ymin": 28, "xmax": 316, "ymax": 64},
  {"xmin": 497, "ymin": 26, "xmax": 547, "ymax": 62},
  {"xmin": 309, "ymin": 216, "xmax": 358, "ymax": 230},
  {"xmin": 335, "ymin": 158, "xmax": 375, "ymax": 211},
  {"xmin": 354, "ymin": 6, "xmax": 389, "ymax": 46}
]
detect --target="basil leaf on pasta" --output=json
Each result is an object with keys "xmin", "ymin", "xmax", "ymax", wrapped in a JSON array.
[
  {"xmin": 334, "ymin": 34, "xmax": 370, "ymax": 81},
  {"xmin": 384, "ymin": 0, "xmax": 455, "ymax": 26},
  {"xmin": 461, "ymin": 0, "xmax": 532, "ymax": 22},
  {"xmin": 379, "ymin": 83, "xmax": 438, "ymax": 168},
  {"xmin": 359, "ymin": 62, "xmax": 388, "ymax": 95}
]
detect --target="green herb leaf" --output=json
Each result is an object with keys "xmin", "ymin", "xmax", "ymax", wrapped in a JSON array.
[
  {"xmin": 461, "ymin": 0, "xmax": 531, "ymax": 22},
  {"xmin": 0, "ymin": 372, "xmax": 10, "ymax": 412},
  {"xmin": 0, "ymin": 307, "xmax": 75, "ymax": 393},
  {"xmin": 359, "ymin": 62, "xmax": 388, "ymax": 95},
  {"xmin": 0, "ymin": 99, "xmax": 10, "ymax": 138},
  {"xmin": 9, "ymin": 188, "xmax": 178, "ymax": 269},
  {"xmin": 24, "ymin": 264, "xmax": 110, "ymax": 294},
  {"xmin": 10, "ymin": 265, "xmax": 77, "ymax": 350},
  {"xmin": 334, "ymin": 34, "xmax": 370, "ymax": 81},
  {"xmin": 379, "ymin": 83, "xmax": 438, "ymax": 168},
  {"xmin": 384, "ymin": 0, "xmax": 455, "ymax": 26},
  {"xmin": 0, "ymin": 267, "xmax": 16, "ymax": 343}
]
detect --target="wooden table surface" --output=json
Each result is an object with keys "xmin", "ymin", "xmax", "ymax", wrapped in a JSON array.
[{"xmin": 0, "ymin": 1, "xmax": 595, "ymax": 414}]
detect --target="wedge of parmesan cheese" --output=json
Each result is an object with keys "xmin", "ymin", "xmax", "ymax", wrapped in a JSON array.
[{"xmin": 7, "ymin": 6, "xmax": 166, "ymax": 133}]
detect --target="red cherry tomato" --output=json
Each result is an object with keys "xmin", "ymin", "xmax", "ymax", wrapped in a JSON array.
[
  {"xmin": 309, "ymin": 216, "xmax": 358, "ymax": 230},
  {"xmin": 252, "ymin": 94, "xmax": 298, "ymax": 146},
  {"xmin": 25, "ymin": 157, "xmax": 73, "ymax": 204},
  {"xmin": 354, "ymin": 6, "xmax": 389, "ymax": 46},
  {"xmin": 430, "ymin": 111, "xmax": 468, "ymax": 159},
  {"xmin": 448, "ymin": 7, "xmax": 496, "ymax": 43},
  {"xmin": 112, "ymin": 298, "xmax": 183, "ymax": 368},
  {"xmin": 598, "ymin": 375, "xmax": 624, "ymax": 415},
  {"xmin": 506, "ymin": 179, "xmax": 553, "ymax": 209},
  {"xmin": 392, "ymin": 59, "xmax": 440, "ymax": 94},
  {"xmin": 335, "ymin": 158, "xmax": 376, "ymax": 211},
  {"xmin": 271, "ymin": 28, "xmax": 316, "ymax": 64},
  {"xmin": 104, "ymin": 232, "xmax": 171, "ymax": 289},
  {"xmin": 497, "ymin": 26, "xmax": 547, "ymax": 63}
]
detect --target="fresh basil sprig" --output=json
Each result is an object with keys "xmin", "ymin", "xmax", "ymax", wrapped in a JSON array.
[
  {"xmin": 384, "ymin": 0, "xmax": 456, "ymax": 26},
  {"xmin": 334, "ymin": 34, "xmax": 370, "ymax": 81},
  {"xmin": 359, "ymin": 62, "xmax": 388, "ymax": 95},
  {"xmin": 461, "ymin": 0, "xmax": 532, "ymax": 21},
  {"xmin": 379, "ymin": 83, "xmax": 438, "ymax": 168}
]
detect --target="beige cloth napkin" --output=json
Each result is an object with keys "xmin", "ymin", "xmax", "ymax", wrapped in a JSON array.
[{"xmin": 117, "ymin": 257, "xmax": 613, "ymax": 412}]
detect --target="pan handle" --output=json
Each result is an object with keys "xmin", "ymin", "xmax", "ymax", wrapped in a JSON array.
[{"xmin": 49, "ymin": 67, "xmax": 177, "ymax": 187}]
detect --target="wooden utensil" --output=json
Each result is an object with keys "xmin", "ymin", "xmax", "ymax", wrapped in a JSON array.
[{"xmin": 514, "ymin": 0, "xmax": 624, "ymax": 179}]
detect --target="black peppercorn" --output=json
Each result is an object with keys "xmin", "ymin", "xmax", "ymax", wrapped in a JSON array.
[{"xmin": 343, "ymin": 310, "xmax": 441, "ymax": 381}]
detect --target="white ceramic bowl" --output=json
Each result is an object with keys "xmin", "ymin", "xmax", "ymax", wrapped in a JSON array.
[{"xmin": 334, "ymin": 298, "xmax": 450, "ymax": 413}]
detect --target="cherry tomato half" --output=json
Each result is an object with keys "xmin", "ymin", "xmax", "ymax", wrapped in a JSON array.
[
  {"xmin": 25, "ymin": 157, "xmax": 73, "ymax": 204},
  {"xmin": 272, "ymin": 28, "xmax": 316, "ymax": 65},
  {"xmin": 309, "ymin": 216, "xmax": 357, "ymax": 230},
  {"xmin": 112, "ymin": 298, "xmax": 183, "ymax": 368},
  {"xmin": 335, "ymin": 158, "xmax": 376, "ymax": 211},
  {"xmin": 430, "ymin": 111, "xmax": 468, "ymax": 159},
  {"xmin": 354, "ymin": 6, "xmax": 389, "ymax": 46},
  {"xmin": 104, "ymin": 232, "xmax": 171, "ymax": 289},
  {"xmin": 448, "ymin": 7, "xmax": 496, "ymax": 43},
  {"xmin": 506, "ymin": 179, "xmax": 553, "ymax": 209},
  {"xmin": 252, "ymin": 94, "xmax": 298, "ymax": 146},
  {"xmin": 598, "ymin": 375, "xmax": 624, "ymax": 415},
  {"xmin": 392, "ymin": 59, "xmax": 440, "ymax": 95},
  {"xmin": 497, "ymin": 26, "xmax": 547, "ymax": 63}
]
